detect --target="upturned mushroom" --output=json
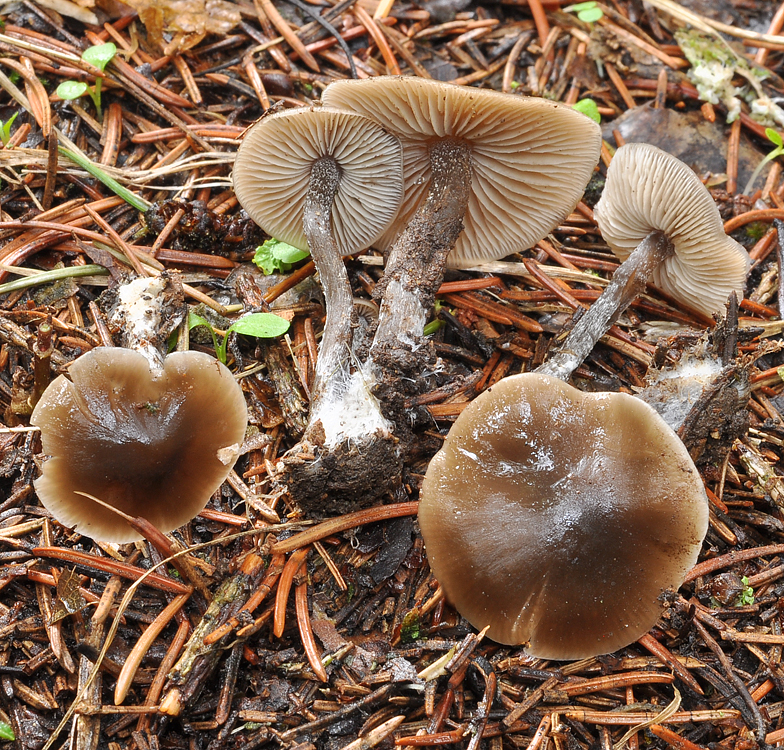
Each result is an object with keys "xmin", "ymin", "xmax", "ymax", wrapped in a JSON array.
[
  {"xmin": 233, "ymin": 106, "xmax": 405, "ymax": 513},
  {"xmin": 321, "ymin": 76, "xmax": 601, "ymax": 386},
  {"xmin": 538, "ymin": 142, "xmax": 750, "ymax": 381},
  {"xmin": 32, "ymin": 347, "xmax": 248, "ymax": 543},
  {"xmin": 419, "ymin": 373, "xmax": 708, "ymax": 659}
]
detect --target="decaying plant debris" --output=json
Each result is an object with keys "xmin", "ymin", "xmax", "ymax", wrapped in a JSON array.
[{"xmin": 5, "ymin": 0, "xmax": 784, "ymax": 749}]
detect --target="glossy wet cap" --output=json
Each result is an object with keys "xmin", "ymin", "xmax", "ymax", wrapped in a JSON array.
[
  {"xmin": 233, "ymin": 106, "xmax": 403, "ymax": 255},
  {"xmin": 32, "ymin": 347, "xmax": 248, "ymax": 543},
  {"xmin": 419, "ymin": 373, "xmax": 708, "ymax": 659},
  {"xmin": 594, "ymin": 142, "xmax": 750, "ymax": 316},
  {"xmin": 321, "ymin": 76, "xmax": 602, "ymax": 267}
]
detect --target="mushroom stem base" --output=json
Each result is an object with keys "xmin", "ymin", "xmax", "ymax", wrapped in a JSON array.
[
  {"xmin": 280, "ymin": 428, "xmax": 402, "ymax": 518},
  {"xmin": 537, "ymin": 230, "xmax": 675, "ymax": 381},
  {"xmin": 370, "ymin": 140, "xmax": 472, "ymax": 409}
]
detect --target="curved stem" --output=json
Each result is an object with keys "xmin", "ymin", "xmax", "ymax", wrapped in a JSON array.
[
  {"xmin": 302, "ymin": 156, "xmax": 353, "ymax": 406},
  {"xmin": 370, "ymin": 139, "xmax": 472, "ymax": 374},
  {"xmin": 537, "ymin": 230, "xmax": 675, "ymax": 381}
]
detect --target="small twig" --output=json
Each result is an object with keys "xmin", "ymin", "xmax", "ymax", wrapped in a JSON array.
[
  {"xmin": 269, "ymin": 501, "xmax": 419, "ymax": 554},
  {"xmin": 774, "ymin": 219, "xmax": 784, "ymax": 320},
  {"xmin": 279, "ymin": 0, "xmax": 358, "ymax": 79},
  {"xmin": 273, "ymin": 546, "xmax": 310, "ymax": 637}
]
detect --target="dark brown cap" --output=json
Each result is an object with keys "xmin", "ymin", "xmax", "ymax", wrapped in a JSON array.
[
  {"xmin": 32, "ymin": 347, "xmax": 248, "ymax": 543},
  {"xmin": 419, "ymin": 373, "xmax": 708, "ymax": 659}
]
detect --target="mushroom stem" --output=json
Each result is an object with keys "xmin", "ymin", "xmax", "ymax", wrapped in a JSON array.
[
  {"xmin": 370, "ymin": 139, "xmax": 472, "ymax": 379},
  {"xmin": 302, "ymin": 156, "xmax": 354, "ymax": 409},
  {"xmin": 537, "ymin": 230, "xmax": 675, "ymax": 381}
]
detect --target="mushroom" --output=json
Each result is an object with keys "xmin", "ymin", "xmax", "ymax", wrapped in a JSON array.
[
  {"xmin": 31, "ymin": 347, "xmax": 248, "ymax": 543},
  {"xmin": 538, "ymin": 142, "xmax": 750, "ymax": 381},
  {"xmin": 233, "ymin": 106, "xmax": 405, "ymax": 513},
  {"xmin": 419, "ymin": 372, "xmax": 708, "ymax": 659},
  {"xmin": 320, "ymin": 76, "xmax": 602, "ymax": 383}
]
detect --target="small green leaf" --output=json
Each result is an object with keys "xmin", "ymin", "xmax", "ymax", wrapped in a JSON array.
[
  {"xmin": 57, "ymin": 80, "xmax": 88, "ymax": 100},
  {"xmin": 767, "ymin": 127, "xmax": 783, "ymax": 148},
  {"xmin": 578, "ymin": 6, "xmax": 603, "ymax": 22},
  {"xmin": 228, "ymin": 312, "xmax": 291, "ymax": 339},
  {"xmin": 273, "ymin": 242, "xmax": 309, "ymax": 265},
  {"xmin": 253, "ymin": 238, "xmax": 310, "ymax": 275},
  {"xmin": 564, "ymin": 1, "xmax": 598, "ymax": 11},
  {"xmin": 0, "ymin": 111, "xmax": 19, "ymax": 146},
  {"xmin": 423, "ymin": 319, "xmax": 444, "ymax": 336},
  {"xmin": 82, "ymin": 42, "xmax": 117, "ymax": 72},
  {"xmin": 0, "ymin": 722, "xmax": 14, "ymax": 741},
  {"xmin": 737, "ymin": 576, "xmax": 755, "ymax": 606},
  {"xmin": 188, "ymin": 311, "xmax": 220, "ymax": 355},
  {"xmin": 573, "ymin": 98, "xmax": 601, "ymax": 123}
]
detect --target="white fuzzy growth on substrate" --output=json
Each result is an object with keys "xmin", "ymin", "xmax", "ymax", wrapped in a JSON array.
[
  {"xmin": 310, "ymin": 366, "xmax": 393, "ymax": 450},
  {"xmin": 637, "ymin": 354, "xmax": 723, "ymax": 430},
  {"xmin": 116, "ymin": 276, "xmax": 168, "ymax": 372}
]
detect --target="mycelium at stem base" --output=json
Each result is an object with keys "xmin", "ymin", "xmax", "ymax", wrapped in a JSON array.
[
  {"xmin": 537, "ymin": 230, "xmax": 675, "ymax": 381},
  {"xmin": 368, "ymin": 139, "xmax": 471, "ymax": 418},
  {"xmin": 283, "ymin": 156, "xmax": 402, "ymax": 517}
]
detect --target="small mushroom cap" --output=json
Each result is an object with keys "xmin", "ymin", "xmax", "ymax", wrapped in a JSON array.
[
  {"xmin": 32, "ymin": 347, "xmax": 248, "ymax": 543},
  {"xmin": 232, "ymin": 106, "xmax": 404, "ymax": 255},
  {"xmin": 419, "ymin": 373, "xmax": 708, "ymax": 659},
  {"xmin": 321, "ymin": 76, "xmax": 602, "ymax": 268},
  {"xmin": 594, "ymin": 142, "xmax": 750, "ymax": 316}
]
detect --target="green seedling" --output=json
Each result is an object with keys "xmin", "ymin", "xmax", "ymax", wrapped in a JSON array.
[
  {"xmin": 744, "ymin": 128, "xmax": 784, "ymax": 195},
  {"xmin": 737, "ymin": 576, "xmax": 755, "ymax": 606},
  {"xmin": 573, "ymin": 98, "xmax": 601, "ymax": 123},
  {"xmin": 0, "ymin": 111, "xmax": 19, "ymax": 146},
  {"xmin": 0, "ymin": 721, "xmax": 14, "ymax": 741},
  {"xmin": 424, "ymin": 299, "xmax": 446, "ymax": 336},
  {"xmin": 188, "ymin": 310, "xmax": 291, "ymax": 365},
  {"xmin": 253, "ymin": 237, "xmax": 310, "ymax": 275},
  {"xmin": 56, "ymin": 42, "xmax": 117, "ymax": 120},
  {"xmin": 423, "ymin": 319, "xmax": 444, "ymax": 336},
  {"xmin": 564, "ymin": 1, "xmax": 603, "ymax": 23}
]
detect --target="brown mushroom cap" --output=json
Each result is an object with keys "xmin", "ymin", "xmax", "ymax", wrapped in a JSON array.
[
  {"xmin": 232, "ymin": 106, "xmax": 403, "ymax": 255},
  {"xmin": 594, "ymin": 142, "xmax": 749, "ymax": 316},
  {"xmin": 32, "ymin": 347, "xmax": 248, "ymax": 543},
  {"xmin": 321, "ymin": 76, "xmax": 602, "ymax": 268},
  {"xmin": 419, "ymin": 373, "xmax": 708, "ymax": 659}
]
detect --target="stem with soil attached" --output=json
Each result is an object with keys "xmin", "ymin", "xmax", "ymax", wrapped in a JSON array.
[
  {"xmin": 369, "ymin": 139, "xmax": 472, "ymax": 380},
  {"xmin": 537, "ymin": 230, "xmax": 675, "ymax": 381},
  {"xmin": 299, "ymin": 156, "xmax": 393, "ymax": 453}
]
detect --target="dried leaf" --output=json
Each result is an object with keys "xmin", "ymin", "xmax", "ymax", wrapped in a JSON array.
[
  {"xmin": 121, "ymin": 0, "xmax": 241, "ymax": 54},
  {"xmin": 51, "ymin": 568, "xmax": 88, "ymax": 623}
]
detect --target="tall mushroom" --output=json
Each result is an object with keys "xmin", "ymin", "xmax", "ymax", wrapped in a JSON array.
[
  {"xmin": 419, "ymin": 372, "xmax": 709, "ymax": 659},
  {"xmin": 233, "ymin": 107, "xmax": 405, "ymax": 513},
  {"xmin": 538, "ymin": 142, "xmax": 750, "ymax": 381},
  {"xmin": 321, "ymin": 77, "xmax": 601, "ymax": 389}
]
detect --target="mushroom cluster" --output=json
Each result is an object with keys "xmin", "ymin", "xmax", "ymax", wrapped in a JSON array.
[
  {"xmin": 233, "ymin": 77, "xmax": 602, "ymax": 512},
  {"xmin": 419, "ymin": 373, "xmax": 709, "ymax": 659}
]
